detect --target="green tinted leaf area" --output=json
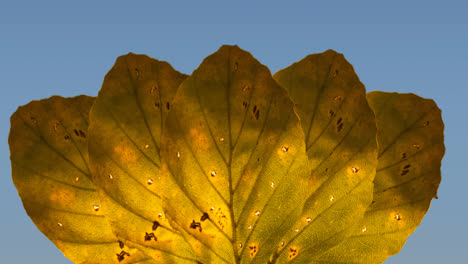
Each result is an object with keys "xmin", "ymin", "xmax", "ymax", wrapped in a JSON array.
[
  {"xmin": 88, "ymin": 53, "xmax": 197, "ymax": 263},
  {"xmin": 316, "ymin": 92, "xmax": 444, "ymax": 264},
  {"xmin": 273, "ymin": 50, "xmax": 378, "ymax": 263},
  {"xmin": 10, "ymin": 47, "xmax": 444, "ymax": 264},
  {"xmin": 9, "ymin": 96, "xmax": 152, "ymax": 263}
]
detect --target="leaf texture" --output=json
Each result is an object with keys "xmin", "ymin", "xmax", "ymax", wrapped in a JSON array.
[
  {"xmin": 159, "ymin": 45, "xmax": 377, "ymax": 264},
  {"xmin": 315, "ymin": 92, "xmax": 444, "ymax": 263},
  {"xmin": 88, "ymin": 53, "xmax": 198, "ymax": 263},
  {"xmin": 273, "ymin": 50, "xmax": 378, "ymax": 262},
  {"xmin": 9, "ymin": 96, "xmax": 153, "ymax": 264}
]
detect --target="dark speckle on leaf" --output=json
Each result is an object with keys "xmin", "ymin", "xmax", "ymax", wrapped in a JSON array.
[
  {"xmin": 190, "ymin": 220, "xmax": 202, "ymax": 232},
  {"xmin": 200, "ymin": 212, "xmax": 209, "ymax": 221},
  {"xmin": 152, "ymin": 220, "xmax": 160, "ymax": 231}
]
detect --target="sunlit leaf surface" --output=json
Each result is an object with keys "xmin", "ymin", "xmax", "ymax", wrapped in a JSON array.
[
  {"xmin": 315, "ymin": 92, "xmax": 444, "ymax": 263},
  {"xmin": 88, "ymin": 54, "xmax": 198, "ymax": 263},
  {"xmin": 9, "ymin": 46, "xmax": 444, "ymax": 264},
  {"xmin": 159, "ymin": 45, "xmax": 377, "ymax": 264},
  {"xmin": 9, "ymin": 96, "xmax": 153, "ymax": 264},
  {"xmin": 273, "ymin": 50, "xmax": 378, "ymax": 262}
]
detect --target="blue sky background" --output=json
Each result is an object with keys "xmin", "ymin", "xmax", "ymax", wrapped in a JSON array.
[{"xmin": 1, "ymin": 1, "xmax": 467, "ymax": 263}]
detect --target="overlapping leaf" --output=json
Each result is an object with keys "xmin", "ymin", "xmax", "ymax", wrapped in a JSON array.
[
  {"xmin": 9, "ymin": 46, "xmax": 444, "ymax": 264},
  {"xmin": 315, "ymin": 92, "xmax": 444, "ymax": 263},
  {"xmin": 158, "ymin": 45, "xmax": 378, "ymax": 264},
  {"xmin": 274, "ymin": 51, "xmax": 444, "ymax": 263},
  {"xmin": 88, "ymin": 54, "xmax": 198, "ymax": 263},
  {"xmin": 9, "ymin": 96, "xmax": 153, "ymax": 264},
  {"xmin": 272, "ymin": 50, "xmax": 378, "ymax": 262}
]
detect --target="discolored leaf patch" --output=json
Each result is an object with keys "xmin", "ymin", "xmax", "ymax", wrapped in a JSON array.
[
  {"xmin": 9, "ymin": 96, "xmax": 153, "ymax": 264},
  {"xmin": 88, "ymin": 53, "xmax": 198, "ymax": 263},
  {"xmin": 272, "ymin": 50, "xmax": 378, "ymax": 263},
  {"xmin": 9, "ymin": 46, "xmax": 444, "ymax": 264},
  {"xmin": 315, "ymin": 92, "xmax": 444, "ymax": 263}
]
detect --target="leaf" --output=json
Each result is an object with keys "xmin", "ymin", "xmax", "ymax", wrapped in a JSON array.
[
  {"xmin": 9, "ymin": 95, "xmax": 153, "ymax": 264},
  {"xmin": 88, "ymin": 53, "xmax": 198, "ymax": 263},
  {"xmin": 159, "ymin": 45, "xmax": 376, "ymax": 264},
  {"xmin": 315, "ymin": 92, "xmax": 444, "ymax": 263},
  {"xmin": 272, "ymin": 50, "xmax": 378, "ymax": 262}
]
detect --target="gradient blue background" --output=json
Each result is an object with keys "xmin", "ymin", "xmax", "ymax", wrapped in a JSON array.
[{"xmin": 1, "ymin": 1, "xmax": 467, "ymax": 263}]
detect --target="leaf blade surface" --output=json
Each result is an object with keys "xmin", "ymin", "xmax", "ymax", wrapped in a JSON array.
[
  {"xmin": 9, "ymin": 95, "xmax": 152, "ymax": 264},
  {"xmin": 273, "ymin": 50, "xmax": 378, "ymax": 263},
  {"xmin": 88, "ymin": 53, "xmax": 198, "ymax": 263}
]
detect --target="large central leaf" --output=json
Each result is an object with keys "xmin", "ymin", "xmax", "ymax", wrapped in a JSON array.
[{"xmin": 159, "ymin": 45, "xmax": 378, "ymax": 263}]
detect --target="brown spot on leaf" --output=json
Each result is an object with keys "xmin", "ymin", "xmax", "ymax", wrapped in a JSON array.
[
  {"xmin": 336, "ymin": 117, "xmax": 343, "ymax": 132},
  {"xmin": 116, "ymin": 251, "xmax": 130, "ymax": 262},
  {"xmin": 200, "ymin": 212, "xmax": 209, "ymax": 221},
  {"xmin": 288, "ymin": 246, "xmax": 299, "ymax": 260},
  {"xmin": 152, "ymin": 221, "xmax": 160, "ymax": 231},
  {"xmin": 144, "ymin": 232, "xmax": 157, "ymax": 241},
  {"xmin": 400, "ymin": 164, "xmax": 411, "ymax": 176},
  {"xmin": 190, "ymin": 220, "xmax": 202, "ymax": 232},
  {"xmin": 248, "ymin": 243, "xmax": 259, "ymax": 258}
]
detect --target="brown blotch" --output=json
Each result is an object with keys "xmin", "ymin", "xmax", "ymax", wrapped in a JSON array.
[
  {"xmin": 118, "ymin": 240, "xmax": 124, "ymax": 249},
  {"xmin": 166, "ymin": 102, "xmax": 170, "ymax": 110},
  {"xmin": 400, "ymin": 164, "xmax": 411, "ymax": 176},
  {"xmin": 288, "ymin": 246, "xmax": 299, "ymax": 260},
  {"xmin": 78, "ymin": 129, "xmax": 86, "ymax": 138},
  {"xmin": 248, "ymin": 243, "xmax": 258, "ymax": 258},
  {"xmin": 116, "ymin": 251, "xmax": 130, "ymax": 262},
  {"xmin": 154, "ymin": 103, "xmax": 160, "ymax": 109},
  {"xmin": 401, "ymin": 152, "xmax": 407, "ymax": 159},
  {"xmin": 252, "ymin": 105, "xmax": 260, "ymax": 120},
  {"xmin": 190, "ymin": 220, "xmax": 202, "ymax": 232},
  {"xmin": 64, "ymin": 135, "xmax": 70, "ymax": 140},
  {"xmin": 329, "ymin": 110, "xmax": 335, "ymax": 117},
  {"xmin": 144, "ymin": 232, "xmax": 157, "ymax": 241},
  {"xmin": 152, "ymin": 220, "xmax": 160, "ymax": 231},
  {"xmin": 336, "ymin": 117, "xmax": 343, "ymax": 132},
  {"xmin": 73, "ymin": 129, "xmax": 86, "ymax": 138},
  {"xmin": 200, "ymin": 212, "xmax": 209, "ymax": 221}
]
